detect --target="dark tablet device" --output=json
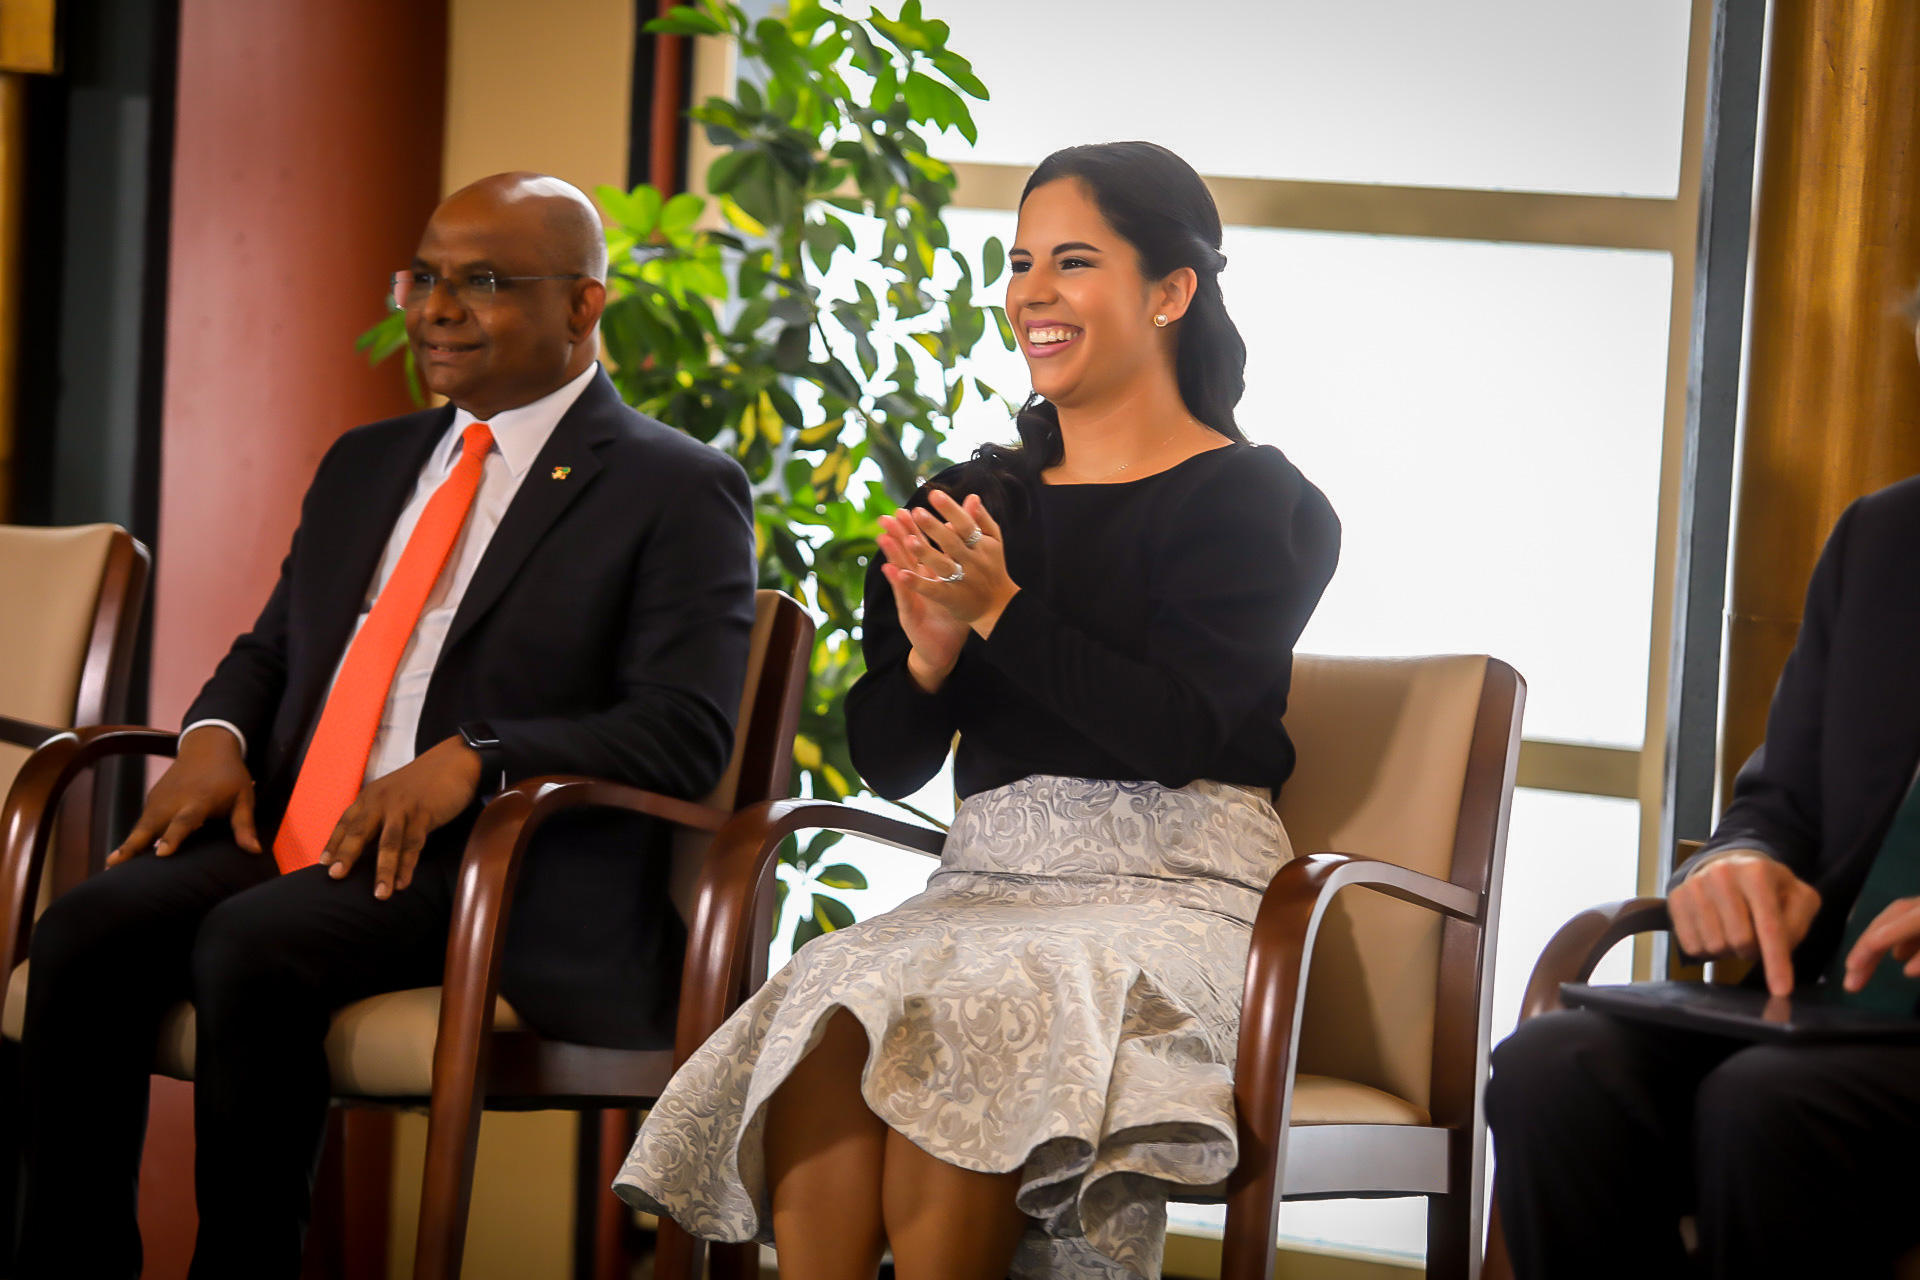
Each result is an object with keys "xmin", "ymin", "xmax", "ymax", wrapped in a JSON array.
[{"xmin": 1561, "ymin": 980, "xmax": 1920, "ymax": 1044}]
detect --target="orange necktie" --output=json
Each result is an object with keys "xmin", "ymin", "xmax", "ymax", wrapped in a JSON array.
[{"xmin": 273, "ymin": 420, "xmax": 494, "ymax": 872}]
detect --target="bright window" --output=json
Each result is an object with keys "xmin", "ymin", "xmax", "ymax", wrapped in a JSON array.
[{"xmin": 930, "ymin": 0, "xmax": 1691, "ymax": 197}]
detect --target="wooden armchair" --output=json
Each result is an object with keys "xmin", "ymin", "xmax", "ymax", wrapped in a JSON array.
[
  {"xmin": 0, "ymin": 523, "xmax": 150, "ymax": 1261},
  {"xmin": 0, "ymin": 524, "xmax": 151, "ymax": 894},
  {"xmin": 0, "ymin": 589, "xmax": 812, "ymax": 1280},
  {"xmin": 663, "ymin": 653, "xmax": 1525, "ymax": 1280}
]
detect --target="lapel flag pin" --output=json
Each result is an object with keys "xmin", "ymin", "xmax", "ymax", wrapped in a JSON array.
[{"xmin": 551, "ymin": 466, "xmax": 572, "ymax": 480}]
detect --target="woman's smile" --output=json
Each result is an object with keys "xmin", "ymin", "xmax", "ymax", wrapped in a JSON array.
[{"xmin": 1022, "ymin": 321, "xmax": 1083, "ymax": 358}]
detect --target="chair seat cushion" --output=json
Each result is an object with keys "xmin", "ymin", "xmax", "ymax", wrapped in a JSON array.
[
  {"xmin": 4, "ymin": 962, "xmax": 523, "ymax": 1095},
  {"xmin": 1290, "ymin": 1072, "xmax": 1432, "ymax": 1126}
]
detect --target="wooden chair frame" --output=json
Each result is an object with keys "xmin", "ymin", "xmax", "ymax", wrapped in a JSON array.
[
  {"xmin": 0, "ymin": 525, "xmax": 149, "ymax": 1266},
  {"xmin": 0, "ymin": 528, "xmax": 151, "ymax": 895},
  {"xmin": 0, "ymin": 590, "xmax": 812, "ymax": 1280},
  {"xmin": 657, "ymin": 658, "xmax": 1525, "ymax": 1280}
]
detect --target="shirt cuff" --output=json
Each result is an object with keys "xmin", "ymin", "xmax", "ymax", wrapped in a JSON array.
[
  {"xmin": 1668, "ymin": 842, "xmax": 1779, "ymax": 891},
  {"xmin": 181, "ymin": 719, "xmax": 247, "ymax": 758}
]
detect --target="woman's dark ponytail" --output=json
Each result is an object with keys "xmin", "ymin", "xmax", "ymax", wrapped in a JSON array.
[{"xmin": 970, "ymin": 141, "xmax": 1249, "ymax": 515}]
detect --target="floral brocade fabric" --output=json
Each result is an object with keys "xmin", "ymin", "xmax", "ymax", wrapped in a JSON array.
[{"xmin": 613, "ymin": 776, "xmax": 1294, "ymax": 1280}]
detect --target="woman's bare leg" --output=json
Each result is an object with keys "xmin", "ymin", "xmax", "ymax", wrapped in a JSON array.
[
  {"xmin": 764, "ymin": 1008, "xmax": 889, "ymax": 1280},
  {"xmin": 881, "ymin": 1127, "xmax": 1029, "ymax": 1280}
]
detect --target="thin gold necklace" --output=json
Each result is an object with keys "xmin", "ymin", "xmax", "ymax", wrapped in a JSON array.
[{"xmin": 1060, "ymin": 418, "xmax": 1197, "ymax": 484}]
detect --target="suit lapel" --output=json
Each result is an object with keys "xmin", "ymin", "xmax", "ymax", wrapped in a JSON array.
[{"xmin": 441, "ymin": 372, "xmax": 619, "ymax": 653}]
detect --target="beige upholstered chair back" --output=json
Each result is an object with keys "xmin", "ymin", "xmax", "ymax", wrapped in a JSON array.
[
  {"xmin": 668, "ymin": 591, "xmax": 810, "ymax": 921},
  {"xmin": 1277, "ymin": 653, "xmax": 1492, "ymax": 1111},
  {"xmin": 0, "ymin": 525, "xmax": 125, "ymax": 802}
]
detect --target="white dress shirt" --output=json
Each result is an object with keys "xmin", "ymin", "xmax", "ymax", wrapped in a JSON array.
[{"xmin": 185, "ymin": 362, "xmax": 600, "ymax": 783}]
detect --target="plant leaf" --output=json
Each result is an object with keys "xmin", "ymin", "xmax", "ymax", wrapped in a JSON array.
[
  {"xmin": 644, "ymin": 7, "xmax": 726, "ymax": 36},
  {"xmin": 814, "ymin": 894, "xmax": 856, "ymax": 930},
  {"xmin": 930, "ymin": 49, "xmax": 988, "ymax": 99},
  {"xmin": 659, "ymin": 191, "xmax": 706, "ymax": 237},
  {"xmin": 989, "ymin": 305, "xmax": 1016, "ymax": 351},
  {"xmin": 982, "ymin": 235, "xmax": 1005, "ymax": 285},
  {"xmin": 815, "ymin": 863, "xmax": 868, "ymax": 891},
  {"xmin": 792, "ymin": 912, "xmax": 825, "ymax": 949}
]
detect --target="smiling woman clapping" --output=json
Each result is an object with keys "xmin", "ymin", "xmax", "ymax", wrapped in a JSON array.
[{"xmin": 617, "ymin": 142, "xmax": 1341, "ymax": 1280}]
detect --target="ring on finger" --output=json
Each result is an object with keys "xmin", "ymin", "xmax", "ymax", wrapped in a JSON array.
[
  {"xmin": 963, "ymin": 528, "xmax": 983, "ymax": 548},
  {"xmin": 941, "ymin": 565, "xmax": 966, "ymax": 584}
]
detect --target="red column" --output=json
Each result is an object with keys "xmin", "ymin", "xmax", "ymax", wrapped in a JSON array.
[
  {"xmin": 153, "ymin": 0, "xmax": 446, "ymax": 731},
  {"xmin": 144, "ymin": 2, "xmax": 446, "ymax": 1275}
]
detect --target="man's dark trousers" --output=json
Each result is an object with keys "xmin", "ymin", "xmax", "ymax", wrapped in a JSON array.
[
  {"xmin": 1488, "ymin": 1008, "xmax": 1920, "ymax": 1279},
  {"xmin": 16, "ymin": 816, "xmax": 473, "ymax": 1280}
]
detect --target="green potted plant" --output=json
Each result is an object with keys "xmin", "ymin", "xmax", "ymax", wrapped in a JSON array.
[{"xmin": 360, "ymin": 0, "xmax": 1014, "ymax": 945}]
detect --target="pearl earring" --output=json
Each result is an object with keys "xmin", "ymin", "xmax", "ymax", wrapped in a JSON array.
[{"xmin": 1153, "ymin": 314, "xmax": 1168, "ymax": 328}]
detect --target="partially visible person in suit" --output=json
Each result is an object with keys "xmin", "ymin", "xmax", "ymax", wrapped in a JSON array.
[
  {"xmin": 1487, "ymin": 308, "xmax": 1920, "ymax": 1278},
  {"xmin": 16, "ymin": 172, "xmax": 757, "ymax": 1279}
]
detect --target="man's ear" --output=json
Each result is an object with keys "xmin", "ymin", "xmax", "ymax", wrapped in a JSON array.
[
  {"xmin": 570, "ymin": 278, "xmax": 608, "ymax": 341},
  {"xmin": 1153, "ymin": 266, "xmax": 1198, "ymax": 325}
]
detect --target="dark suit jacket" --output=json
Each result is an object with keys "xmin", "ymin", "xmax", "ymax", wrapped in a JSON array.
[
  {"xmin": 185, "ymin": 369, "xmax": 758, "ymax": 1048},
  {"xmin": 1681, "ymin": 474, "xmax": 1920, "ymax": 983}
]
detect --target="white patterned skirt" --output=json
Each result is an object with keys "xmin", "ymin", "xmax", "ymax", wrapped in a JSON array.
[{"xmin": 614, "ymin": 775, "xmax": 1293, "ymax": 1280}]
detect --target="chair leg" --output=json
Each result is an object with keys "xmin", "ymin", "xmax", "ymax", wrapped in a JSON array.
[
  {"xmin": 593, "ymin": 1110, "xmax": 634, "ymax": 1280},
  {"xmin": 414, "ymin": 1052, "xmax": 487, "ymax": 1279},
  {"xmin": 654, "ymin": 1219, "xmax": 706, "ymax": 1280},
  {"xmin": 1425, "ymin": 1190, "xmax": 1475, "ymax": 1280},
  {"xmin": 711, "ymin": 1240, "xmax": 759, "ymax": 1280},
  {"xmin": 1218, "ymin": 1171, "xmax": 1281, "ymax": 1280}
]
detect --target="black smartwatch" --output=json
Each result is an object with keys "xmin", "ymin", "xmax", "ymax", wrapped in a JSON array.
[{"xmin": 459, "ymin": 721, "xmax": 507, "ymax": 796}]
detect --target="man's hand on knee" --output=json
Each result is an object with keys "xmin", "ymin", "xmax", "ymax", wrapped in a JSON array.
[
  {"xmin": 1669, "ymin": 853, "xmax": 1821, "ymax": 996},
  {"xmin": 107, "ymin": 724, "xmax": 260, "ymax": 865},
  {"xmin": 317, "ymin": 736, "xmax": 483, "ymax": 900}
]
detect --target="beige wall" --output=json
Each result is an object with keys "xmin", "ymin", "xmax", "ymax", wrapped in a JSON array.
[
  {"xmin": 388, "ymin": 1109, "xmax": 581, "ymax": 1280},
  {"xmin": 441, "ymin": 0, "xmax": 635, "ymax": 199}
]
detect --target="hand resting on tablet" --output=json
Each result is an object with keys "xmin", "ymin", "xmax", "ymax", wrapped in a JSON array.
[{"xmin": 1668, "ymin": 851, "xmax": 1822, "ymax": 997}]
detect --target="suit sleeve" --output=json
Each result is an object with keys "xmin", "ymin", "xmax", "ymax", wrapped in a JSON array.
[
  {"xmin": 1673, "ymin": 501, "xmax": 1856, "ymax": 888},
  {"xmin": 489, "ymin": 450, "xmax": 758, "ymax": 800}
]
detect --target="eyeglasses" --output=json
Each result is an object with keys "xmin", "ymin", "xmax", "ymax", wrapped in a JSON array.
[{"xmin": 391, "ymin": 270, "xmax": 585, "ymax": 310}]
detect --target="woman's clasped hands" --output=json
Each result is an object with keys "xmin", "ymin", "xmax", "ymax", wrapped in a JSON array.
[{"xmin": 877, "ymin": 489, "xmax": 1019, "ymax": 693}]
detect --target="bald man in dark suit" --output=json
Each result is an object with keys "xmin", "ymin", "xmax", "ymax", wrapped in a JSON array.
[{"xmin": 16, "ymin": 173, "xmax": 757, "ymax": 1279}]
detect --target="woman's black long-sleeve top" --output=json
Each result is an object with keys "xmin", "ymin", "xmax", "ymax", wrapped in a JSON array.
[{"xmin": 845, "ymin": 443, "xmax": 1341, "ymax": 802}]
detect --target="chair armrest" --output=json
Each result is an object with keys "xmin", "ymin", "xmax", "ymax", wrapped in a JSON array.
[
  {"xmin": 1227, "ymin": 853, "xmax": 1481, "ymax": 1202},
  {"xmin": 0, "ymin": 725, "xmax": 178, "ymax": 974},
  {"xmin": 434, "ymin": 775, "xmax": 736, "ymax": 1049},
  {"xmin": 0, "ymin": 715, "xmax": 65, "ymax": 751},
  {"xmin": 1516, "ymin": 897, "xmax": 1670, "ymax": 1024},
  {"xmin": 674, "ymin": 799, "xmax": 946, "ymax": 1067},
  {"xmin": 410, "ymin": 776, "xmax": 734, "ymax": 1279}
]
